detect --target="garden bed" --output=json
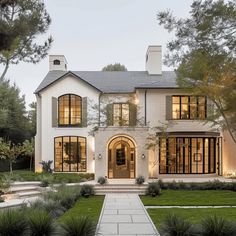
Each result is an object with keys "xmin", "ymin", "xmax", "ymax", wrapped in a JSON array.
[
  {"xmin": 0, "ymin": 170, "xmax": 94, "ymax": 183},
  {"xmin": 148, "ymin": 208, "xmax": 236, "ymax": 228}
]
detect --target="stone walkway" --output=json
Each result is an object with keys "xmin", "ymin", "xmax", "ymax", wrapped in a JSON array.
[{"xmin": 96, "ymin": 194, "xmax": 159, "ymax": 236}]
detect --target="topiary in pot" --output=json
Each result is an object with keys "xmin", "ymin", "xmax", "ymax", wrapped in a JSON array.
[
  {"xmin": 147, "ymin": 183, "xmax": 161, "ymax": 197},
  {"xmin": 97, "ymin": 176, "xmax": 107, "ymax": 185},
  {"xmin": 80, "ymin": 184, "xmax": 94, "ymax": 198},
  {"xmin": 136, "ymin": 176, "xmax": 145, "ymax": 185}
]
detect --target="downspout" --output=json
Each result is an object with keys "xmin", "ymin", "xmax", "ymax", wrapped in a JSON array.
[
  {"xmin": 98, "ymin": 92, "xmax": 102, "ymax": 126},
  {"xmin": 144, "ymin": 90, "xmax": 147, "ymax": 126}
]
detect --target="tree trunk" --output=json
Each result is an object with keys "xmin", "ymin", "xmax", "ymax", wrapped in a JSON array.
[
  {"xmin": 30, "ymin": 154, "xmax": 32, "ymax": 171},
  {"xmin": 0, "ymin": 60, "xmax": 9, "ymax": 81},
  {"xmin": 9, "ymin": 161, "xmax": 13, "ymax": 174}
]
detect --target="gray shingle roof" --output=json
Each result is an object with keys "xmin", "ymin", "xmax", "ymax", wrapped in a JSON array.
[{"xmin": 35, "ymin": 70, "xmax": 178, "ymax": 94}]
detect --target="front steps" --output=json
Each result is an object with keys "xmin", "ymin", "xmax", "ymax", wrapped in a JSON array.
[
  {"xmin": 94, "ymin": 184, "xmax": 148, "ymax": 195},
  {"xmin": 2, "ymin": 182, "xmax": 42, "ymax": 201}
]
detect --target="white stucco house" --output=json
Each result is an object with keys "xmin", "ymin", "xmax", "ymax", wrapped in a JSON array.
[{"xmin": 35, "ymin": 45, "xmax": 236, "ymax": 180}]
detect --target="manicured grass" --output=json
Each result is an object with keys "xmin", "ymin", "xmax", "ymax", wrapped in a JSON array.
[
  {"xmin": 59, "ymin": 196, "xmax": 104, "ymax": 223},
  {"xmin": 141, "ymin": 190, "xmax": 236, "ymax": 206},
  {"xmin": 148, "ymin": 208, "xmax": 236, "ymax": 229},
  {"xmin": 0, "ymin": 170, "xmax": 94, "ymax": 183}
]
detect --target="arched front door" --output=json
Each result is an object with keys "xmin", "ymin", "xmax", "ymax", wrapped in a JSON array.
[{"xmin": 108, "ymin": 136, "xmax": 135, "ymax": 178}]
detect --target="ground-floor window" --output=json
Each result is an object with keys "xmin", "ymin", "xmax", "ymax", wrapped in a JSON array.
[
  {"xmin": 54, "ymin": 136, "xmax": 86, "ymax": 172},
  {"xmin": 159, "ymin": 137, "xmax": 217, "ymax": 174}
]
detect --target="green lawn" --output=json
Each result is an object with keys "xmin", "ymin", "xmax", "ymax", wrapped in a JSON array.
[
  {"xmin": 0, "ymin": 170, "xmax": 94, "ymax": 183},
  {"xmin": 148, "ymin": 208, "xmax": 236, "ymax": 229},
  {"xmin": 59, "ymin": 196, "xmax": 104, "ymax": 223},
  {"xmin": 141, "ymin": 190, "xmax": 236, "ymax": 206}
]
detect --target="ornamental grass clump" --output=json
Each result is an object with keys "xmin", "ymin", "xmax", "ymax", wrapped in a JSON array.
[
  {"xmin": 161, "ymin": 214, "xmax": 196, "ymax": 236},
  {"xmin": 201, "ymin": 215, "xmax": 236, "ymax": 236},
  {"xmin": 43, "ymin": 185, "xmax": 81, "ymax": 210},
  {"xmin": 80, "ymin": 184, "xmax": 94, "ymax": 197},
  {"xmin": 60, "ymin": 216, "xmax": 96, "ymax": 236},
  {"xmin": 0, "ymin": 209, "xmax": 28, "ymax": 236},
  {"xmin": 147, "ymin": 182, "xmax": 161, "ymax": 197},
  {"xmin": 27, "ymin": 209, "xmax": 56, "ymax": 236}
]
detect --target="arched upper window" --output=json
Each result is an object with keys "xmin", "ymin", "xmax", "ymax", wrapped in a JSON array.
[
  {"xmin": 53, "ymin": 59, "xmax": 60, "ymax": 65},
  {"xmin": 58, "ymin": 94, "xmax": 82, "ymax": 126}
]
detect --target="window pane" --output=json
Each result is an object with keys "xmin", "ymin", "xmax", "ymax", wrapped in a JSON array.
[
  {"xmin": 59, "ymin": 95, "xmax": 69, "ymax": 125},
  {"xmin": 198, "ymin": 96, "xmax": 205, "ymax": 105},
  {"xmin": 181, "ymin": 104, "xmax": 189, "ymax": 119},
  {"xmin": 198, "ymin": 105, "xmax": 206, "ymax": 119},
  {"xmin": 172, "ymin": 96, "xmax": 180, "ymax": 104},
  {"xmin": 113, "ymin": 104, "xmax": 121, "ymax": 126},
  {"xmin": 71, "ymin": 95, "xmax": 81, "ymax": 125},
  {"xmin": 55, "ymin": 137, "xmax": 62, "ymax": 171},
  {"xmin": 54, "ymin": 136, "xmax": 86, "ymax": 172},
  {"xmin": 122, "ymin": 104, "xmax": 129, "ymax": 125}
]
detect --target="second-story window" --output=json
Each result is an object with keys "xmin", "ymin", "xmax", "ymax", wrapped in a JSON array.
[
  {"xmin": 172, "ymin": 96, "xmax": 206, "ymax": 120},
  {"xmin": 113, "ymin": 103, "xmax": 130, "ymax": 126},
  {"xmin": 58, "ymin": 94, "xmax": 82, "ymax": 126}
]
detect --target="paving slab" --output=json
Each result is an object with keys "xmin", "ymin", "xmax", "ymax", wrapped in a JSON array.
[{"xmin": 96, "ymin": 193, "xmax": 159, "ymax": 236}]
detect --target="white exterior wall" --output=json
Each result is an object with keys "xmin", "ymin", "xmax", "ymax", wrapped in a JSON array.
[
  {"xmin": 94, "ymin": 127, "xmax": 149, "ymax": 181},
  {"xmin": 222, "ymin": 131, "xmax": 236, "ymax": 176},
  {"xmin": 36, "ymin": 76, "xmax": 236, "ymax": 178},
  {"xmin": 36, "ymin": 75, "xmax": 100, "ymax": 173}
]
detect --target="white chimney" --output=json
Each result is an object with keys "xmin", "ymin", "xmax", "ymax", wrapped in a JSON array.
[
  {"xmin": 145, "ymin": 45, "xmax": 162, "ymax": 75},
  {"xmin": 49, "ymin": 55, "xmax": 67, "ymax": 71}
]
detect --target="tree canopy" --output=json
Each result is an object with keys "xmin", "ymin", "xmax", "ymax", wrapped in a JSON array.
[
  {"xmin": 102, "ymin": 63, "xmax": 128, "ymax": 71},
  {"xmin": 0, "ymin": 78, "xmax": 32, "ymax": 143},
  {"xmin": 157, "ymin": 0, "xmax": 236, "ymax": 142},
  {"xmin": 0, "ymin": 0, "xmax": 53, "ymax": 79}
]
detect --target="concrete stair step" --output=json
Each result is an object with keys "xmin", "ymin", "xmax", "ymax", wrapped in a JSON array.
[
  {"xmin": 95, "ymin": 190, "xmax": 146, "ymax": 195},
  {"xmin": 18, "ymin": 191, "xmax": 41, "ymax": 198},
  {"xmin": 10, "ymin": 186, "xmax": 39, "ymax": 193},
  {"xmin": 11, "ymin": 182, "xmax": 41, "ymax": 187}
]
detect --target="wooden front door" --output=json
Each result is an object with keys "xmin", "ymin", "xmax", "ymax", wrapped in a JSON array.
[{"xmin": 108, "ymin": 136, "xmax": 135, "ymax": 179}]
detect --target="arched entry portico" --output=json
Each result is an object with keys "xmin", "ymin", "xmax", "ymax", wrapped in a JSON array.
[{"xmin": 107, "ymin": 136, "xmax": 136, "ymax": 178}]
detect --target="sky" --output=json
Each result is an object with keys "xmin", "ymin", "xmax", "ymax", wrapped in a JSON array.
[{"xmin": 1, "ymin": 0, "xmax": 193, "ymax": 108}]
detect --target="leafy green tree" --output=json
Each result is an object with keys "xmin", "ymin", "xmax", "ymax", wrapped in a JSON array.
[
  {"xmin": 102, "ymin": 63, "xmax": 127, "ymax": 71},
  {"xmin": 0, "ymin": 78, "xmax": 30, "ymax": 143},
  {"xmin": 157, "ymin": 0, "xmax": 236, "ymax": 142},
  {"xmin": 22, "ymin": 138, "xmax": 34, "ymax": 171},
  {"xmin": 0, "ymin": 138, "xmax": 23, "ymax": 173},
  {"xmin": 28, "ymin": 102, "xmax": 37, "ymax": 136},
  {"xmin": 0, "ymin": 0, "xmax": 53, "ymax": 79}
]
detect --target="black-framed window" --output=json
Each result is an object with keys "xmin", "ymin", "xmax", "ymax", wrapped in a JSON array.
[
  {"xmin": 113, "ymin": 103, "xmax": 130, "ymax": 126},
  {"xmin": 159, "ymin": 137, "xmax": 217, "ymax": 174},
  {"xmin": 54, "ymin": 136, "xmax": 86, "ymax": 172},
  {"xmin": 58, "ymin": 94, "xmax": 82, "ymax": 126},
  {"xmin": 172, "ymin": 96, "xmax": 206, "ymax": 119}
]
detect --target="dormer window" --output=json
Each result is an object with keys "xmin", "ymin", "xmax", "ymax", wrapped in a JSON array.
[{"xmin": 53, "ymin": 59, "xmax": 61, "ymax": 65}]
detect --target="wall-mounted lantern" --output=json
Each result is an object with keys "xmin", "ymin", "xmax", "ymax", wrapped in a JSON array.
[
  {"xmin": 98, "ymin": 154, "xmax": 102, "ymax": 159},
  {"xmin": 141, "ymin": 154, "xmax": 145, "ymax": 159}
]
